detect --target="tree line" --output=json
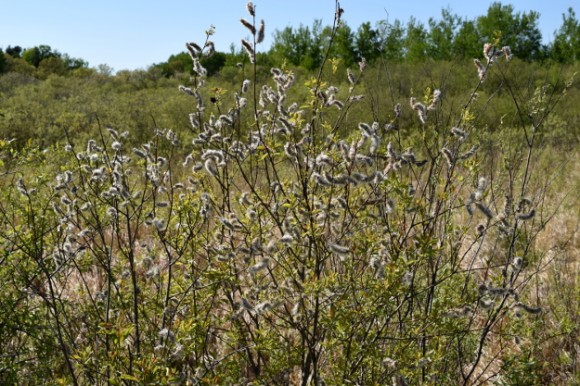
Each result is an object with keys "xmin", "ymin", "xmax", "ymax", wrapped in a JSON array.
[
  {"xmin": 0, "ymin": 44, "xmax": 88, "ymax": 78},
  {"xmin": 266, "ymin": 3, "xmax": 580, "ymax": 68},
  {"xmin": 1, "ymin": 2, "xmax": 579, "ymax": 79},
  {"xmin": 155, "ymin": 3, "xmax": 579, "ymax": 76}
]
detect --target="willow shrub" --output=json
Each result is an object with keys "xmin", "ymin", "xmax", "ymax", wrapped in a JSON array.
[{"xmin": 0, "ymin": 2, "xmax": 575, "ymax": 385}]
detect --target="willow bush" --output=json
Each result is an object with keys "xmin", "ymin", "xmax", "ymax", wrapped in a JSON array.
[{"xmin": 0, "ymin": 2, "xmax": 576, "ymax": 385}]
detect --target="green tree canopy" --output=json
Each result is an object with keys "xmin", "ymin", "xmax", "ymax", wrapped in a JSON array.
[
  {"xmin": 404, "ymin": 17, "xmax": 429, "ymax": 62},
  {"xmin": 5, "ymin": 45, "xmax": 22, "ymax": 58},
  {"xmin": 427, "ymin": 8, "xmax": 461, "ymax": 60},
  {"xmin": 271, "ymin": 22, "xmax": 325, "ymax": 69},
  {"xmin": 156, "ymin": 52, "xmax": 193, "ymax": 77},
  {"xmin": 551, "ymin": 8, "xmax": 580, "ymax": 63},
  {"xmin": 325, "ymin": 23, "xmax": 356, "ymax": 67},
  {"xmin": 380, "ymin": 19, "xmax": 405, "ymax": 61},
  {"xmin": 62, "ymin": 54, "xmax": 88, "ymax": 70},
  {"xmin": 476, "ymin": 2, "xmax": 543, "ymax": 60},
  {"xmin": 22, "ymin": 45, "xmax": 59, "ymax": 68},
  {"xmin": 37, "ymin": 56, "xmax": 67, "ymax": 78},
  {"xmin": 355, "ymin": 22, "xmax": 381, "ymax": 62},
  {"xmin": 0, "ymin": 49, "xmax": 7, "ymax": 74},
  {"xmin": 3, "ymin": 55, "xmax": 36, "ymax": 75},
  {"xmin": 200, "ymin": 52, "xmax": 227, "ymax": 76},
  {"xmin": 453, "ymin": 20, "xmax": 481, "ymax": 59},
  {"xmin": 146, "ymin": 2, "xmax": 580, "ymax": 74}
]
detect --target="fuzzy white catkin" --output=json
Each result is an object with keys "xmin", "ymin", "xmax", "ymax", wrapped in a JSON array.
[{"xmin": 328, "ymin": 242, "xmax": 349, "ymax": 256}]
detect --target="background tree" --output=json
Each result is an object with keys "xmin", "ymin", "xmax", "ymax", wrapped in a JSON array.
[
  {"xmin": 156, "ymin": 52, "xmax": 193, "ymax": 77},
  {"xmin": 96, "ymin": 63, "xmax": 114, "ymax": 76},
  {"xmin": 323, "ymin": 23, "xmax": 356, "ymax": 67},
  {"xmin": 271, "ymin": 22, "xmax": 324, "ymax": 69},
  {"xmin": 62, "ymin": 54, "xmax": 88, "ymax": 70},
  {"xmin": 476, "ymin": 2, "xmax": 543, "ymax": 60},
  {"xmin": 22, "ymin": 45, "xmax": 59, "ymax": 68},
  {"xmin": 37, "ymin": 56, "xmax": 67, "ymax": 78},
  {"xmin": 0, "ymin": 49, "xmax": 6, "ymax": 74},
  {"xmin": 224, "ymin": 43, "xmax": 245, "ymax": 67},
  {"xmin": 518, "ymin": 10, "xmax": 545, "ymax": 59},
  {"xmin": 379, "ymin": 19, "xmax": 405, "ymax": 61},
  {"xmin": 355, "ymin": 22, "xmax": 381, "ymax": 62},
  {"xmin": 3, "ymin": 55, "xmax": 36, "ymax": 75},
  {"xmin": 200, "ymin": 51, "xmax": 227, "ymax": 76},
  {"xmin": 453, "ymin": 20, "xmax": 482, "ymax": 59},
  {"xmin": 551, "ymin": 8, "xmax": 580, "ymax": 63},
  {"xmin": 5, "ymin": 45, "xmax": 22, "ymax": 58},
  {"xmin": 427, "ymin": 8, "xmax": 461, "ymax": 60},
  {"xmin": 404, "ymin": 17, "xmax": 428, "ymax": 61}
]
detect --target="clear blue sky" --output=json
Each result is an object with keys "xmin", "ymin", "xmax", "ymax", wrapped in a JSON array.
[{"xmin": 0, "ymin": 1, "xmax": 575, "ymax": 71}]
